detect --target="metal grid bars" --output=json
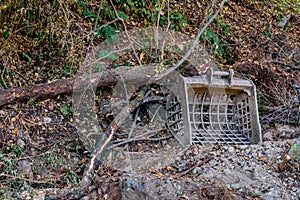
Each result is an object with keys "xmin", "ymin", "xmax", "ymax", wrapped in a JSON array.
[
  {"xmin": 165, "ymin": 68, "xmax": 262, "ymax": 147},
  {"xmin": 189, "ymin": 91, "xmax": 252, "ymax": 145},
  {"xmin": 166, "ymin": 95, "xmax": 184, "ymax": 137}
]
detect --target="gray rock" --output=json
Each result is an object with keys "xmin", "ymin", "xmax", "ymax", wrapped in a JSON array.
[
  {"xmin": 228, "ymin": 146, "xmax": 235, "ymax": 154},
  {"xmin": 231, "ymin": 183, "xmax": 241, "ymax": 190},
  {"xmin": 263, "ymin": 131, "xmax": 274, "ymax": 141},
  {"xmin": 262, "ymin": 189, "xmax": 281, "ymax": 200},
  {"xmin": 43, "ymin": 117, "xmax": 52, "ymax": 124},
  {"xmin": 17, "ymin": 138, "xmax": 25, "ymax": 148},
  {"xmin": 18, "ymin": 160, "xmax": 33, "ymax": 180}
]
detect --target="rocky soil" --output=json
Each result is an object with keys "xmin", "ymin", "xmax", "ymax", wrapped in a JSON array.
[
  {"xmin": 117, "ymin": 131, "xmax": 300, "ymax": 200},
  {"xmin": 22, "ymin": 125, "xmax": 298, "ymax": 200}
]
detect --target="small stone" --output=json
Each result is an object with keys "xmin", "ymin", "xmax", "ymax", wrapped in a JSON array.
[
  {"xmin": 0, "ymin": 110, "xmax": 6, "ymax": 116},
  {"xmin": 17, "ymin": 138, "xmax": 25, "ymax": 148},
  {"xmin": 231, "ymin": 183, "xmax": 241, "ymax": 190},
  {"xmin": 185, "ymin": 149, "xmax": 192, "ymax": 156},
  {"xmin": 244, "ymin": 148, "xmax": 251, "ymax": 154},
  {"xmin": 43, "ymin": 117, "xmax": 52, "ymax": 124},
  {"xmin": 228, "ymin": 146, "xmax": 235, "ymax": 154},
  {"xmin": 18, "ymin": 160, "xmax": 33, "ymax": 179}
]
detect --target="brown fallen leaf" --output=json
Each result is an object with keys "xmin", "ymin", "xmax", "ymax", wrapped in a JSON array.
[
  {"xmin": 279, "ymin": 155, "xmax": 291, "ymax": 171},
  {"xmin": 258, "ymin": 156, "xmax": 265, "ymax": 161}
]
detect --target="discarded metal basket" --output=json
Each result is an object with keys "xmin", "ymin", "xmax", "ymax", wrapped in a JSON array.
[{"xmin": 166, "ymin": 68, "xmax": 262, "ymax": 146}]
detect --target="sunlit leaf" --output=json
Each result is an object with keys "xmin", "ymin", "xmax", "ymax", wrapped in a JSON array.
[
  {"xmin": 79, "ymin": 1, "xmax": 88, "ymax": 6},
  {"xmin": 60, "ymin": 104, "xmax": 71, "ymax": 115}
]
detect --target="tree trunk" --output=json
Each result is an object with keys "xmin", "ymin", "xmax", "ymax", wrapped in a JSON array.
[{"xmin": 0, "ymin": 66, "xmax": 156, "ymax": 107}]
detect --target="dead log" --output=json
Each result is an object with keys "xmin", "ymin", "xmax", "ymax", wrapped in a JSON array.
[{"xmin": 0, "ymin": 66, "xmax": 156, "ymax": 107}]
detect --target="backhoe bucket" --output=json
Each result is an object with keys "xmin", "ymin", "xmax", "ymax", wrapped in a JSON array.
[{"xmin": 166, "ymin": 68, "xmax": 262, "ymax": 146}]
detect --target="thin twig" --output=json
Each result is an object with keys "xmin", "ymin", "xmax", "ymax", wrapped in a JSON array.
[
  {"xmin": 156, "ymin": 0, "xmax": 164, "ymax": 30},
  {"xmin": 110, "ymin": 134, "xmax": 172, "ymax": 149},
  {"xmin": 158, "ymin": 0, "xmax": 170, "ymax": 67},
  {"xmin": 120, "ymin": 74, "xmax": 130, "ymax": 107},
  {"xmin": 128, "ymin": 106, "xmax": 140, "ymax": 138},
  {"xmin": 177, "ymin": 156, "xmax": 213, "ymax": 177},
  {"xmin": 109, "ymin": 0, "xmax": 142, "ymax": 66},
  {"xmin": 150, "ymin": 104, "xmax": 163, "ymax": 123},
  {"xmin": 83, "ymin": 4, "xmax": 104, "ymax": 60},
  {"xmin": 0, "ymin": 173, "xmax": 53, "ymax": 185},
  {"xmin": 113, "ymin": 128, "xmax": 167, "ymax": 143}
]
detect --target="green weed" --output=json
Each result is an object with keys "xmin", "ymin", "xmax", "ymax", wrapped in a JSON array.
[{"xmin": 160, "ymin": 11, "xmax": 188, "ymax": 31}]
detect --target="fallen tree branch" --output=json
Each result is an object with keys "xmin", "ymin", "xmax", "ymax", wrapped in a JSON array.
[{"xmin": 0, "ymin": 66, "xmax": 154, "ymax": 107}]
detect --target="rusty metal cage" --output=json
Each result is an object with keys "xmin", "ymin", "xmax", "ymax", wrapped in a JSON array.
[{"xmin": 166, "ymin": 68, "xmax": 262, "ymax": 146}]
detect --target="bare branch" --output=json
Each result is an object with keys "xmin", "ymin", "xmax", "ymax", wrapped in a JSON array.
[
  {"xmin": 85, "ymin": 124, "xmax": 117, "ymax": 177},
  {"xmin": 110, "ymin": 133, "xmax": 171, "ymax": 149},
  {"xmin": 156, "ymin": 0, "xmax": 227, "ymax": 79},
  {"xmin": 109, "ymin": 0, "xmax": 142, "ymax": 66},
  {"xmin": 0, "ymin": 173, "xmax": 54, "ymax": 185}
]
